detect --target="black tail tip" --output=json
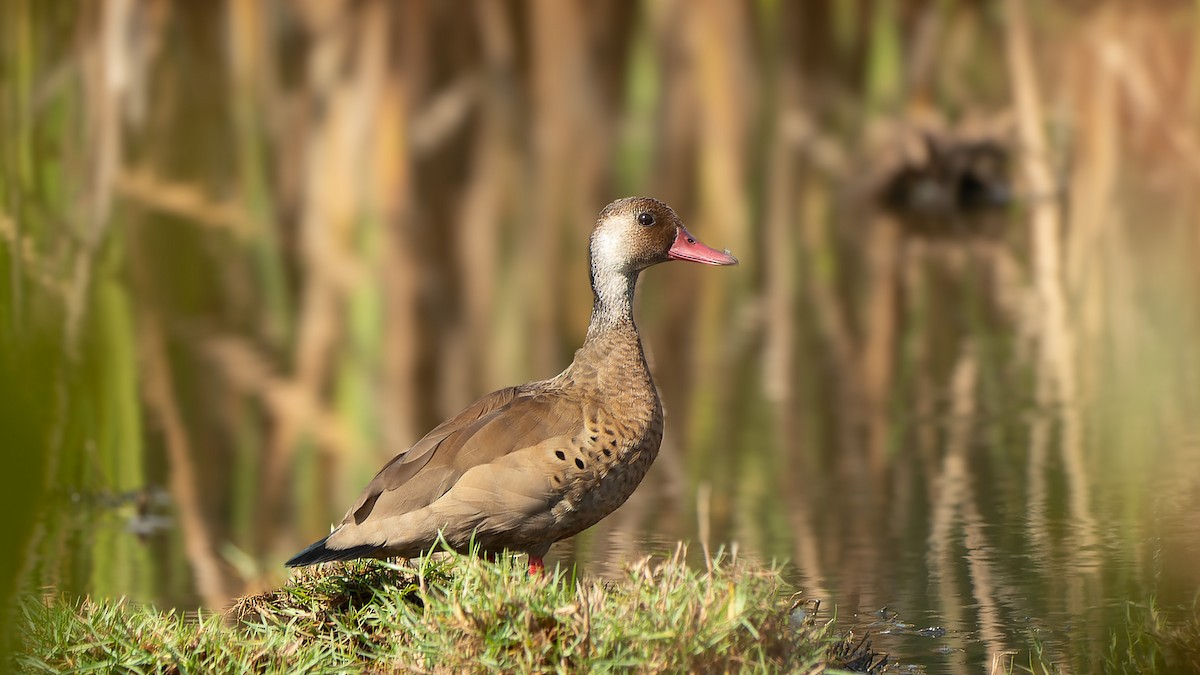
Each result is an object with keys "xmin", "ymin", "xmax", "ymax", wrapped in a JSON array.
[
  {"xmin": 285, "ymin": 534, "xmax": 336, "ymax": 567},
  {"xmin": 285, "ymin": 533, "xmax": 381, "ymax": 567}
]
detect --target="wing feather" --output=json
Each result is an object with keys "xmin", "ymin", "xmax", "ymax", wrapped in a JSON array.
[{"xmin": 344, "ymin": 385, "xmax": 581, "ymax": 527}]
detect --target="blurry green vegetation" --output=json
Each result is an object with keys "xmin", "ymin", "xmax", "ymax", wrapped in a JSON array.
[
  {"xmin": 1025, "ymin": 600, "xmax": 1200, "ymax": 674},
  {"xmin": 16, "ymin": 551, "xmax": 882, "ymax": 674},
  {"xmin": 0, "ymin": 263, "xmax": 60, "ymax": 665},
  {"xmin": 2, "ymin": 0, "xmax": 1200, "ymax": 672},
  {"xmin": 1100, "ymin": 601, "xmax": 1200, "ymax": 674}
]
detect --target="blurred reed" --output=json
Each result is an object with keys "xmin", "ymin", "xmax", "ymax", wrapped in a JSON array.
[{"xmin": 2, "ymin": 3, "xmax": 1200, "ymax": 669}]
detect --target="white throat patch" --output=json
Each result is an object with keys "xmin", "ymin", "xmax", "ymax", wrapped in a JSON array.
[
  {"xmin": 589, "ymin": 225, "xmax": 638, "ymax": 323},
  {"xmin": 590, "ymin": 226, "xmax": 628, "ymax": 274}
]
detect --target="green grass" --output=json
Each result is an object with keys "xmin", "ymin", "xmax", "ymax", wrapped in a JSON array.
[
  {"xmin": 1097, "ymin": 600, "xmax": 1200, "ymax": 674},
  {"xmin": 15, "ymin": 548, "xmax": 884, "ymax": 673},
  {"xmin": 1019, "ymin": 599, "xmax": 1200, "ymax": 675}
]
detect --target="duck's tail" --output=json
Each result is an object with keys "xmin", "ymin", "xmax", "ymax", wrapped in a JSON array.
[{"xmin": 284, "ymin": 531, "xmax": 381, "ymax": 567}]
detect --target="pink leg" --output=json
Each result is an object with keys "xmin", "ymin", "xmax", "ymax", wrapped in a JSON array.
[{"xmin": 528, "ymin": 556, "xmax": 545, "ymax": 576}]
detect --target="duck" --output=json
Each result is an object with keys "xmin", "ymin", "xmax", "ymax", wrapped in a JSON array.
[{"xmin": 286, "ymin": 197, "xmax": 737, "ymax": 573}]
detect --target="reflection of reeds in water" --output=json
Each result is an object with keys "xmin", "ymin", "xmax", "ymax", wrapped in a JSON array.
[{"xmin": 4, "ymin": 7, "xmax": 1200, "ymax": 669}]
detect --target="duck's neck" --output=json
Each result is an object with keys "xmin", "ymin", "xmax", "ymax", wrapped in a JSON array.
[
  {"xmin": 561, "ymin": 265, "xmax": 656, "ymax": 403},
  {"xmin": 585, "ymin": 266, "xmax": 640, "ymax": 340}
]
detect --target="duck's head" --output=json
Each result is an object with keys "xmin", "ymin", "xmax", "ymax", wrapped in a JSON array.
[{"xmin": 590, "ymin": 197, "xmax": 738, "ymax": 275}]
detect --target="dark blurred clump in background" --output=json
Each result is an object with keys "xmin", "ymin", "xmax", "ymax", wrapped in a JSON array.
[{"xmin": 878, "ymin": 132, "xmax": 1014, "ymax": 237}]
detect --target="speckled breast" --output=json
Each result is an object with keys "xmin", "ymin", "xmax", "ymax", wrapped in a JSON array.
[{"xmin": 547, "ymin": 402, "xmax": 665, "ymax": 542}]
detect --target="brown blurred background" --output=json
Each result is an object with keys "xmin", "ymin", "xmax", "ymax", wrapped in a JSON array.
[{"xmin": 3, "ymin": 1, "xmax": 1200, "ymax": 671}]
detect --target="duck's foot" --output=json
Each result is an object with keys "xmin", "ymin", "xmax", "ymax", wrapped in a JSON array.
[{"xmin": 528, "ymin": 556, "xmax": 545, "ymax": 576}]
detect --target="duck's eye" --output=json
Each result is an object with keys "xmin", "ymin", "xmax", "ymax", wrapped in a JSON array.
[{"xmin": 636, "ymin": 212, "xmax": 655, "ymax": 227}]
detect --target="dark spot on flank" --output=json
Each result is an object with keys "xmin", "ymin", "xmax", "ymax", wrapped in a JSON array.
[
  {"xmin": 602, "ymin": 448, "xmax": 612, "ymax": 457},
  {"xmin": 575, "ymin": 457, "xmax": 585, "ymax": 470},
  {"xmin": 555, "ymin": 450, "xmax": 566, "ymax": 460},
  {"xmin": 609, "ymin": 439, "xmax": 618, "ymax": 446},
  {"xmin": 552, "ymin": 475, "xmax": 561, "ymax": 485},
  {"xmin": 590, "ymin": 435, "xmax": 597, "ymax": 442}
]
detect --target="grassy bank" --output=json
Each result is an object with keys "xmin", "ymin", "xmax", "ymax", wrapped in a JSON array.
[{"xmin": 15, "ymin": 549, "xmax": 883, "ymax": 673}]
